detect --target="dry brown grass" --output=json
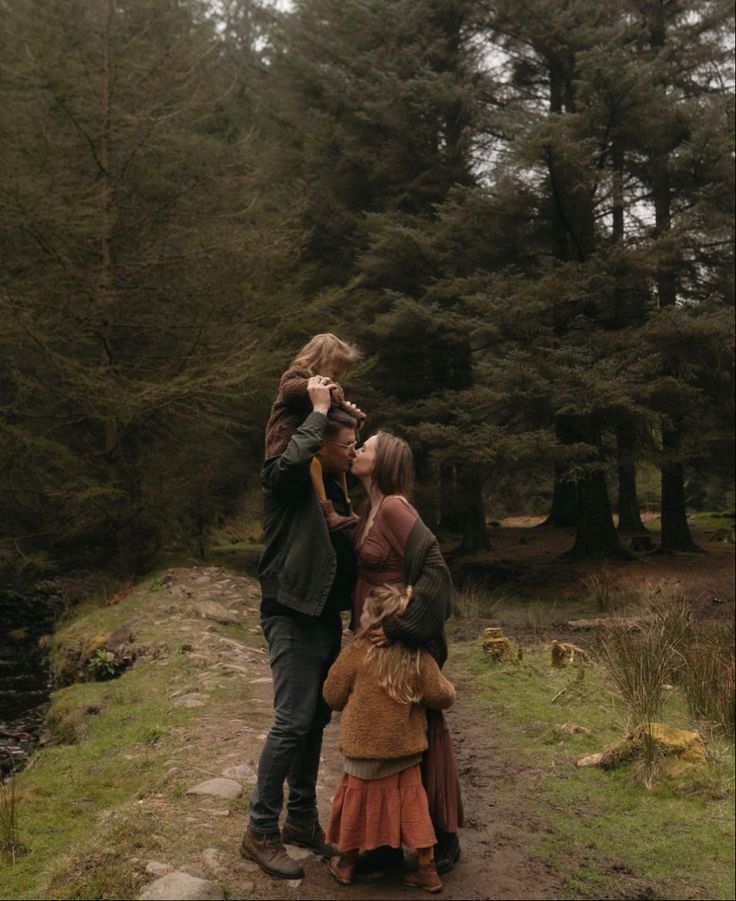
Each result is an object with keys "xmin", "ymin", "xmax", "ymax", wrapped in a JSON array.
[
  {"xmin": 680, "ymin": 621, "xmax": 736, "ymax": 736},
  {"xmin": 593, "ymin": 588, "xmax": 695, "ymax": 787}
]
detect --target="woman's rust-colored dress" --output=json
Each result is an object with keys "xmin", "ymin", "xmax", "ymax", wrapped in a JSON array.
[{"xmin": 353, "ymin": 495, "xmax": 464, "ymax": 835}]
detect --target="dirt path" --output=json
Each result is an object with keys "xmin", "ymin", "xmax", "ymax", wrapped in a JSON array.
[{"xmin": 129, "ymin": 565, "xmax": 559, "ymax": 901}]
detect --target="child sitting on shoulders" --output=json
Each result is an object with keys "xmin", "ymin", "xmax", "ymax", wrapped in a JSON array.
[
  {"xmin": 265, "ymin": 333, "xmax": 365, "ymax": 531},
  {"xmin": 322, "ymin": 584, "xmax": 455, "ymax": 893}
]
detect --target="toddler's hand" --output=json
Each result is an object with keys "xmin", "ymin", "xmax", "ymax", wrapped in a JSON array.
[{"xmin": 344, "ymin": 401, "xmax": 367, "ymax": 423}]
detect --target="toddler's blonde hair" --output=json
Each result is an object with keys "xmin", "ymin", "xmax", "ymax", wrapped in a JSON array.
[
  {"xmin": 356, "ymin": 584, "xmax": 422, "ymax": 705},
  {"xmin": 291, "ymin": 333, "xmax": 362, "ymax": 379}
]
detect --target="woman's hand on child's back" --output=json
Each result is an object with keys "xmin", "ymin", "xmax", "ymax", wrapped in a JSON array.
[{"xmin": 368, "ymin": 625, "xmax": 390, "ymax": 647}]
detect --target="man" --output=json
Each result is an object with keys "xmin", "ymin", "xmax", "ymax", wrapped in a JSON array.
[{"xmin": 240, "ymin": 375, "xmax": 359, "ymax": 879}]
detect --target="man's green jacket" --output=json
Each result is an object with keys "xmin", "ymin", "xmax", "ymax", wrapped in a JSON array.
[{"xmin": 257, "ymin": 411, "xmax": 337, "ymax": 616}]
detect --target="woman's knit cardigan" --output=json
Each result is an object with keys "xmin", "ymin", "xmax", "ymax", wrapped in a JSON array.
[{"xmin": 382, "ymin": 516, "xmax": 453, "ymax": 667}]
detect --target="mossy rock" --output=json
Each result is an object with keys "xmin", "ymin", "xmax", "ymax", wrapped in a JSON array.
[
  {"xmin": 581, "ymin": 723, "xmax": 708, "ymax": 772},
  {"xmin": 483, "ymin": 635, "xmax": 516, "ymax": 662}
]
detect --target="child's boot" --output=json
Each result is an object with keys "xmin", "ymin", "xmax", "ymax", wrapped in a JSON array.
[
  {"xmin": 328, "ymin": 854, "xmax": 357, "ymax": 885},
  {"xmin": 403, "ymin": 861, "xmax": 443, "ymax": 893},
  {"xmin": 320, "ymin": 499, "xmax": 359, "ymax": 532}
]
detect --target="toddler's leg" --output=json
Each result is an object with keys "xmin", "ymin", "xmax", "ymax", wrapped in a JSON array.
[
  {"xmin": 328, "ymin": 848, "xmax": 359, "ymax": 886},
  {"xmin": 311, "ymin": 458, "xmax": 359, "ymax": 532},
  {"xmin": 310, "ymin": 457, "xmax": 328, "ymax": 502},
  {"xmin": 403, "ymin": 847, "xmax": 443, "ymax": 894}
]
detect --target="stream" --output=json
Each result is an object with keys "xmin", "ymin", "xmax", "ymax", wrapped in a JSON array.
[{"xmin": 0, "ymin": 587, "xmax": 64, "ymax": 774}]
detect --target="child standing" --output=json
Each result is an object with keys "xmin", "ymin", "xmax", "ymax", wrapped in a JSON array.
[
  {"xmin": 322, "ymin": 585, "xmax": 455, "ymax": 893},
  {"xmin": 265, "ymin": 333, "xmax": 365, "ymax": 531}
]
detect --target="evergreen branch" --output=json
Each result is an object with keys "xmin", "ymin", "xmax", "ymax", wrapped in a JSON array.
[{"xmin": 55, "ymin": 98, "xmax": 105, "ymax": 175}]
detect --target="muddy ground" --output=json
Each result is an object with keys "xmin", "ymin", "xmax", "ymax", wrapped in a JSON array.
[{"xmin": 125, "ymin": 531, "xmax": 733, "ymax": 901}]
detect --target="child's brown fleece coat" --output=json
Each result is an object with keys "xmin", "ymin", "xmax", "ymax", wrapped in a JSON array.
[
  {"xmin": 322, "ymin": 638, "xmax": 455, "ymax": 760},
  {"xmin": 265, "ymin": 366, "xmax": 357, "ymax": 459}
]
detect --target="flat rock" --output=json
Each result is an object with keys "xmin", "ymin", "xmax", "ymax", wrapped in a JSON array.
[
  {"xmin": 186, "ymin": 778, "xmax": 242, "ymax": 800},
  {"xmin": 221, "ymin": 764, "xmax": 257, "ymax": 784},
  {"xmin": 201, "ymin": 848, "xmax": 220, "ymax": 870},
  {"xmin": 145, "ymin": 861, "xmax": 173, "ymax": 876},
  {"xmin": 175, "ymin": 694, "xmax": 207, "ymax": 709},
  {"xmin": 138, "ymin": 872, "xmax": 224, "ymax": 900},
  {"xmin": 193, "ymin": 601, "xmax": 239, "ymax": 624}
]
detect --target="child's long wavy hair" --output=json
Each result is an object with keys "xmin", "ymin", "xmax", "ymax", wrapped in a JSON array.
[
  {"xmin": 291, "ymin": 333, "xmax": 362, "ymax": 379},
  {"xmin": 356, "ymin": 584, "xmax": 422, "ymax": 705}
]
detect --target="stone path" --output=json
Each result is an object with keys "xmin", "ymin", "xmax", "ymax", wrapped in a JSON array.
[{"xmin": 125, "ymin": 565, "xmax": 556, "ymax": 901}]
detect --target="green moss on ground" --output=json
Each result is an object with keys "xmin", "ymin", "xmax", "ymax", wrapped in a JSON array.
[{"xmin": 455, "ymin": 641, "xmax": 735, "ymax": 900}]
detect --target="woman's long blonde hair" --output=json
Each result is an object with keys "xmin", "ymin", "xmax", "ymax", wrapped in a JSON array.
[
  {"xmin": 291, "ymin": 333, "xmax": 362, "ymax": 378},
  {"xmin": 356, "ymin": 585, "xmax": 422, "ymax": 705}
]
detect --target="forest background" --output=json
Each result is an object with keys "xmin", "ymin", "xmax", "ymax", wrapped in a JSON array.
[{"xmin": 1, "ymin": 0, "xmax": 734, "ymax": 581}]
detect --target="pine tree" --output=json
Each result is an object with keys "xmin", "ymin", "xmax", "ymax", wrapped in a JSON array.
[{"xmin": 0, "ymin": 0, "xmax": 303, "ymax": 573}]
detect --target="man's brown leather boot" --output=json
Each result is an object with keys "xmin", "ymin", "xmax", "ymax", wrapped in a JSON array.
[
  {"xmin": 239, "ymin": 826, "xmax": 305, "ymax": 879},
  {"xmin": 282, "ymin": 819, "xmax": 338, "ymax": 858}
]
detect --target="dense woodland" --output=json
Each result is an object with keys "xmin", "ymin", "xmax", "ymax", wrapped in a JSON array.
[{"xmin": 1, "ymin": 0, "xmax": 734, "ymax": 577}]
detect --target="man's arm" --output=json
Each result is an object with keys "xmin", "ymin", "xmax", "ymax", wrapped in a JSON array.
[{"xmin": 262, "ymin": 376, "xmax": 333, "ymax": 493}]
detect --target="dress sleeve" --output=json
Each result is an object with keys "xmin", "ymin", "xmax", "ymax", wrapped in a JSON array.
[{"xmin": 380, "ymin": 496, "xmax": 416, "ymax": 558}]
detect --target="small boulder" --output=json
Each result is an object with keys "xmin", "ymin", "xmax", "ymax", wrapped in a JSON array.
[
  {"xmin": 193, "ymin": 601, "xmax": 239, "ymax": 625},
  {"xmin": 138, "ymin": 872, "xmax": 224, "ymax": 901},
  {"xmin": 222, "ymin": 764, "xmax": 257, "ymax": 784},
  {"xmin": 186, "ymin": 778, "xmax": 242, "ymax": 800},
  {"xmin": 175, "ymin": 694, "xmax": 207, "ymax": 709},
  {"xmin": 145, "ymin": 861, "xmax": 173, "ymax": 876}
]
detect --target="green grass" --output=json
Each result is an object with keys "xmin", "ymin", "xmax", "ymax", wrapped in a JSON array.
[
  {"xmin": 450, "ymin": 584, "xmax": 620, "ymax": 630},
  {"xmin": 0, "ymin": 574, "xmax": 259, "ymax": 900},
  {"xmin": 455, "ymin": 641, "xmax": 735, "ymax": 900},
  {"xmin": 0, "ymin": 655, "xmax": 198, "ymax": 899}
]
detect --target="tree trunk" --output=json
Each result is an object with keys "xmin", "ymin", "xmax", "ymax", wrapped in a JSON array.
[
  {"xmin": 541, "ymin": 415, "xmax": 579, "ymax": 527},
  {"xmin": 455, "ymin": 464, "xmax": 490, "ymax": 554},
  {"xmin": 660, "ymin": 422, "xmax": 698, "ymax": 552},
  {"xmin": 570, "ymin": 418, "xmax": 626, "ymax": 557},
  {"xmin": 652, "ymin": 156, "xmax": 698, "ymax": 551},
  {"xmin": 616, "ymin": 422, "xmax": 646, "ymax": 533},
  {"xmin": 543, "ymin": 466, "xmax": 579, "ymax": 528}
]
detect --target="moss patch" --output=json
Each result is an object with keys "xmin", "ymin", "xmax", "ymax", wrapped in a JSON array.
[{"xmin": 454, "ymin": 640, "xmax": 735, "ymax": 900}]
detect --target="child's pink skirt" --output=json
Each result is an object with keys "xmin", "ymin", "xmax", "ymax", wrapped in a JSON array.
[{"xmin": 326, "ymin": 763, "xmax": 437, "ymax": 852}]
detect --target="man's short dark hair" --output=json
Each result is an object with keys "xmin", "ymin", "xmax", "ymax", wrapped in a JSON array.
[{"xmin": 324, "ymin": 406, "xmax": 357, "ymax": 438}]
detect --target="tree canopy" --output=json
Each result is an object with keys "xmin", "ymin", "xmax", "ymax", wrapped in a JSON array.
[{"xmin": 1, "ymin": 0, "xmax": 733, "ymax": 575}]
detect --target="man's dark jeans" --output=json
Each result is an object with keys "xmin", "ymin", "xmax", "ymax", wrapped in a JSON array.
[{"xmin": 248, "ymin": 614, "xmax": 342, "ymax": 835}]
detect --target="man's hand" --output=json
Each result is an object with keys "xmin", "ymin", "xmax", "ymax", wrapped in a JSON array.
[
  {"xmin": 368, "ymin": 625, "xmax": 390, "ymax": 647},
  {"xmin": 307, "ymin": 375, "xmax": 335, "ymax": 414}
]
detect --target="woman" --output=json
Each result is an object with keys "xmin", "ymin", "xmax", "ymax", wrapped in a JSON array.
[{"xmin": 350, "ymin": 431, "xmax": 463, "ymax": 874}]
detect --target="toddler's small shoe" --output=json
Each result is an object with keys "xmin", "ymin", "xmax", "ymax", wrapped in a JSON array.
[
  {"xmin": 403, "ymin": 861, "xmax": 443, "ymax": 893},
  {"xmin": 328, "ymin": 855, "xmax": 356, "ymax": 885},
  {"xmin": 320, "ymin": 500, "xmax": 359, "ymax": 532}
]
